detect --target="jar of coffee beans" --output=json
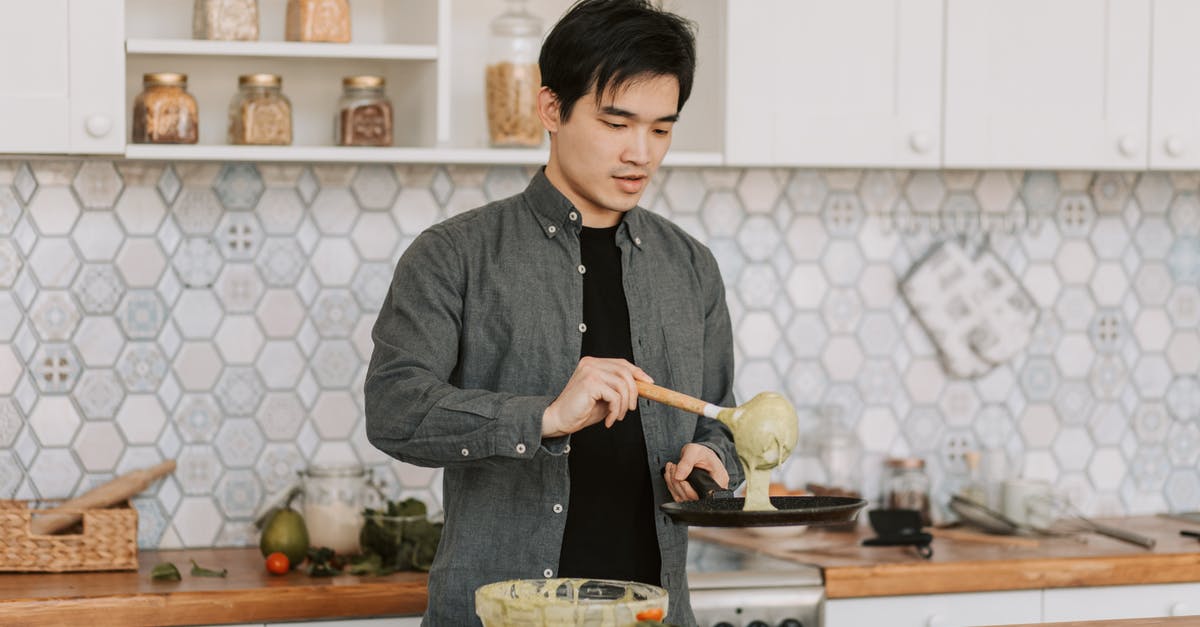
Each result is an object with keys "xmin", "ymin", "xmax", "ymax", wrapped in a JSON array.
[{"xmin": 336, "ymin": 76, "xmax": 393, "ymax": 147}]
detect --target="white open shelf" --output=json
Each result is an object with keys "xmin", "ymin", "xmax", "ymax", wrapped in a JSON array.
[
  {"xmin": 126, "ymin": 39, "xmax": 439, "ymax": 60},
  {"xmin": 124, "ymin": 144, "xmax": 724, "ymax": 166}
]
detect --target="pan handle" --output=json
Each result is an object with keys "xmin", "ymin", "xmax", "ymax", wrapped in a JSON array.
[{"xmin": 685, "ymin": 468, "xmax": 734, "ymax": 500}]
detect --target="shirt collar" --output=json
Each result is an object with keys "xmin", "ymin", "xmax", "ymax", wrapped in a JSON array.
[{"xmin": 522, "ymin": 168, "xmax": 646, "ymax": 249}]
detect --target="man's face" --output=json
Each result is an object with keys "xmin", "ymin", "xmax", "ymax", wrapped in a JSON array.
[{"xmin": 540, "ymin": 74, "xmax": 680, "ymax": 226}]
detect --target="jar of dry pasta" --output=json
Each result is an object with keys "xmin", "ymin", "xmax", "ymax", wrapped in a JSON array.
[
  {"xmin": 286, "ymin": 0, "xmax": 351, "ymax": 43},
  {"xmin": 336, "ymin": 76, "xmax": 393, "ymax": 147},
  {"xmin": 193, "ymin": 0, "xmax": 259, "ymax": 41},
  {"xmin": 228, "ymin": 74, "xmax": 293, "ymax": 145},
  {"xmin": 485, "ymin": 0, "xmax": 543, "ymax": 148},
  {"xmin": 132, "ymin": 73, "xmax": 199, "ymax": 144}
]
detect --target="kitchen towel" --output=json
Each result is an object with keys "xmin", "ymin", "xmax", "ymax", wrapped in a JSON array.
[{"xmin": 900, "ymin": 238, "xmax": 1038, "ymax": 378}]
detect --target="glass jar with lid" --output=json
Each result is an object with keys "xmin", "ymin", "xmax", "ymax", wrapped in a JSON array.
[
  {"xmin": 193, "ymin": 0, "xmax": 259, "ymax": 41},
  {"xmin": 485, "ymin": 0, "xmax": 544, "ymax": 147},
  {"xmin": 299, "ymin": 464, "xmax": 375, "ymax": 555},
  {"xmin": 336, "ymin": 75, "xmax": 393, "ymax": 147},
  {"xmin": 286, "ymin": 0, "xmax": 351, "ymax": 43},
  {"xmin": 132, "ymin": 73, "xmax": 199, "ymax": 144},
  {"xmin": 228, "ymin": 74, "xmax": 292, "ymax": 145},
  {"xmin": 882, "ymin": 457, "xmax": 932, "ymax": 525}
]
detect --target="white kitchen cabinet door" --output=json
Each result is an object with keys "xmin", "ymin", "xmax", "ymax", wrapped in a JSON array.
[
  {"xmin": 0, "ymin": 0, "xmax": 122, "ymax": 154},
  {"xmin": 724, "ymin": 0, "xmax": 944, "ymax": 168},
  {"xmin": 824, "ymin": 590, "xmax": 1042, "ymax": 627},
  {"xmin": 1150, "ymin": 0, "xmax": 1200, "ymax": 169},
  {"xmin": 1043, "ymin": 582, "xmax": 1200, "ymax": 621},
  {"xmin": 0, "ymin": 0, "xmax": 70, "ymax": 153},
  {"xmin": 944, "ymin": 0, "xmax": 1151, "ymax": 170},
  {"xmin": 67, "ymin": 0, "xmax": 124, "ymax": 153},
  {"xmin": 273, "ymin": 618, "xmax": 423, "ymax": 626}
]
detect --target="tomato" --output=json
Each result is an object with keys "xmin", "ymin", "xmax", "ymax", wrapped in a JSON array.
[
  {"xmin": 635, "ymin": 607, "xmax": 664, "ymax": 621},
  {"xmin": 265, "ymin": 551, "xmax": 290, "ymax": 575}
]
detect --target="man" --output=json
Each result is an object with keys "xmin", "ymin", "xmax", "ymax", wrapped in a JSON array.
[{"xmin": 365, "ymin": 1, "xmax": 741, "ymax": 623}]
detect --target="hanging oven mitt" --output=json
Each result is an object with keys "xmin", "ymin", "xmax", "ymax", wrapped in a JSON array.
[{"xmin": 900, "ymin": 239, "xmax": 1038, "ymax": 378}]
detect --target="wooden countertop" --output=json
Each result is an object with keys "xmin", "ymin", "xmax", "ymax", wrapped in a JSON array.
[
  {"xmin": 0, "ymin": 548, "xmax": 427, "ymax": 627},
  {"xmin": 690, "ymin": 515, "xmax": 1200, "ymax": 599}
]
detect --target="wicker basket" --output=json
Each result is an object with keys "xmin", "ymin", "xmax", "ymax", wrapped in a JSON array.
[{"xmin": 0, "ymin": 500, "xmax": 138, "ymax": 572}]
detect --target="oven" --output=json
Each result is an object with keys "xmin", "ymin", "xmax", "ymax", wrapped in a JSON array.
[{"xmin": 687, "ymin": 537, "xmax": 825, "ymax": 627}]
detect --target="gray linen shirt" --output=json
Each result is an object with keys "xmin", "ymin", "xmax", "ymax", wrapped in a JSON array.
[{"xmin": 365, "ymin": 170, "xmax": 742, "ymax": 626}]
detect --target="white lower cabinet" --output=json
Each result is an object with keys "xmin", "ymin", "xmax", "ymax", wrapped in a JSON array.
[
  {"xmin": 1042, "ymin": 583, "xmax": 1200, "ymax": 621},
  {"xmin": 272, "ymin": 619, "xmax": 422, "ymax": 626},
  {"xmin": 824, "ymin": 590, "xmax": 1042, "ymax": 627}
]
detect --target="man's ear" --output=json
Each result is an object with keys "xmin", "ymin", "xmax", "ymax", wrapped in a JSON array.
[{"xmin": 536, "ymin": 86, "xmax": 561, "ymax": 133}]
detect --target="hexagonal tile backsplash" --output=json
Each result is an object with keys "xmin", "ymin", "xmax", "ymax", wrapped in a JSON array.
[{"xmin": 1, "ymin": 161, "xmax": 1199, "ymax": 549}]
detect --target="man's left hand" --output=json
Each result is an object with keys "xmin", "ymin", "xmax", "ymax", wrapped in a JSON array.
[{"xmin": 663, "ymin": 443, "xmax": 729, "ymax": 502}]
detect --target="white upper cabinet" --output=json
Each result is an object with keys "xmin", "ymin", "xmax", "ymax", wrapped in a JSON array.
[
  {"xmin": 0, "ymin": 0, "xmax": 124, "ymax": 154},
  {"xmin": 1149, "ymin": 0, "xmax": 1200, "ymax": 169},
  {"xmin": 943, "ymin": 0, "xmax": 1151, "ymax": 170},
  {"xmin": 725, "ymin": 0, "xmax": 944, "ymax": 168}
]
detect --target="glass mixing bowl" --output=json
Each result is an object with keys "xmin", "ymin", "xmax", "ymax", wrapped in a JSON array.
[{"xmin": 475, "ymin": 578, "xmax": 668, "ymax": 626}]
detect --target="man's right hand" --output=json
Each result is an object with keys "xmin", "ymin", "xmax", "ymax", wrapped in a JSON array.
[{"xmin": 541, "ymin": 357, "xmax": 654, "ymax": 438}]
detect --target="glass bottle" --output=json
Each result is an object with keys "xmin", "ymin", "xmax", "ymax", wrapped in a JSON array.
[
  {"xmin": 193, "ymin": 0, "xmax": 259, "ymax": 41},
  {"xmin": 299, "ymin": 464, "xmax": 369, "ymax": 555},
  {"xmin": 336, "ymin": 75, "xmax": 393, "ymax": 147},
  {"xmin": 286, "ymin": 0, "xmax": 351, "ymax": 43},
  {"xmin": 485, "ymin": 0, "xmax": 543, "ymax": 147},
  {"xmin": 882, "ymin": 457, "xmax": 932, "ymax": 526},
  {"xmin": 228, "ymin": 74, "xmax": 292, "ymax": 145},
  {"xmin": 132, "ymin": 73, "xmax": 199, "ymax": 144}
]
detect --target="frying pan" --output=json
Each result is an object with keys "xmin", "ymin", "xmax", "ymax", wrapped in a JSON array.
[
  {"xmin": 659, "ymin": 468, "xmax": 866, "ymax": 527},
  {"xmin": 637, "ymin": 381, "xmax": 865, "ymax": 527}
]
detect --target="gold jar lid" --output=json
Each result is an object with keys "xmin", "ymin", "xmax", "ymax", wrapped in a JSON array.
[
  {"xmin": 885, "ymin": 457, "xmax": 926, "ymax": 470},
  {"xmin": 144, "ymin": 72, "xmax": 187, "ymax": 86},
  {"xmin": 238, "ymin": 73, "xmax": 282, "ymax": 87},
  {"xmin": 343, "ymin": 75, "xmax": 385, "ymax": 88}
]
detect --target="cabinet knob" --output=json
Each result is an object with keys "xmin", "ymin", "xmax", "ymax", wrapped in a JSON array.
[
  {"xmin": 85, "ymin": 115, "xmax": 112, "ymax": 138},
  {"xmin": 909, "ymin": 131, "xmax": 933, "ymax": 154},
  {"xmin": 926, "ymin": 615, "xmax": 946, "ymax": 627},
  {"xmin": 1171, "ymin": 602, "xmax": 1194, "ymax": 616},
  {"xmin": 1117, "ymin": 135, "xmax": 1138, "ymax": 157},
  {"xmin": 1165, "ymin": 135, "xmax": 1186, "ymax": 158}
]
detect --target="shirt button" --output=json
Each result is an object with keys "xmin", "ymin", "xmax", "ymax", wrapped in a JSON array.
[
  {"xmin": 547, "ymin": 225, "xmax": 557, "ymax": 234},
  {"xmin": 564, "ymin": 444, "xmax": 571, "ymax": 454},
  {"xmin": 578, "ymin": 323, "xmax": 587, "ymax": 333},
  {"xmin": 460, "ymin": 447, "xmax": 469, "ymax": 457},
  {"xmin": 634, "ymin": 237, "xmax": 642, "ymax": 246},
  {"xmin": 553, "ymin": 504, "xmax": 563, "ymax": 513},
  {"xmin": 543, "ymin": 568, "xmax": 553, "ymax": 578},
  {"xmin": 577, "ymin": 264, "xmax": 586, "ymax": 274},
  {"xmin": 569, "ymin": 211, "xmax": 578, "ymax": 221},
  {"xmin": 515, "ymin": 443, "xmax": 526, "ymax": 454}
]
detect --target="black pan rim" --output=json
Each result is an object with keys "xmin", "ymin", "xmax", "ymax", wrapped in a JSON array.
[{"xmin": 661, "ymin": 495, "xmax": 867, "ymax": 527}]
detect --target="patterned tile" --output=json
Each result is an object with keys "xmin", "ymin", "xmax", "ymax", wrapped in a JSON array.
[
  {"xmin": 174, "ymin": 394, "xmax": 222, "ymax": 443},
  {"xmin": 214, "ymin": 418, "xmax": 265, "ymax": 468},
  {"xmin": 213, "ymin": 165, "xmax": 264, "ymax": 211},
  {"xmin": 350, "ymin": 262, "xmax": 392, "ymax": 313},
  {"xmin": 29, "ymin": 291, "xmax": 79, "ymax": 341},
  {"xmin": 74, "ymin": 369, "xmax": 125, "ymax": 419},
  {"xmin": 29, "ymin": 344, "xmax": 80, "ymax": 393},
  {"xmin": 311, "ymin": 340, "xmax": 360, "ymax": 388},
  {"xmin": 214, "ymin": 366, "xmax": 265, "ymax": 416},
  {"xmin": 255, "ymin": 238, "xmax": 306, "ymax": 286},
  {"xmin": 172, "ymin": 188, "xmax": 223, "ymax": 234},
  {"xmin": 117, "ymin": 343, "xmax": 167, "ymax": 392},
  {"xmin": 215, "ymin": 212, "xmax": 263, "ymax": 261}
]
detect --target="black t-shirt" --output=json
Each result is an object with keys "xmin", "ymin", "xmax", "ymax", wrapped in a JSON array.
[{"xmin": 556, "ymin": 224, "xmax": 662, "ymax": 585}]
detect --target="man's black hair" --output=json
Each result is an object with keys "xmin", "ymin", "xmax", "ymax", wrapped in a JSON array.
[{"xmin": 539, "ymin": 0, "xmax": 697, "ymax": 122}]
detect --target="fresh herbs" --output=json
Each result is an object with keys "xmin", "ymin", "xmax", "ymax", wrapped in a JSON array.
[
  {"xmin": 306, "ymin": 546, "xmax": 344, "ymax": 577},
  {"xmin": 149, "ymin": 562, "xmax": 182, "ymax": 581},
  {"xmin": 190, "ymin": 559, "xmax": 228, "ymax": 578},
  {"xmin": 358, "ymin": 498, "xmax": 443, "ymax": 573}
]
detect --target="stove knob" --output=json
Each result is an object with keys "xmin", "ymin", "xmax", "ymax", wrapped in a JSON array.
[
  {"xmin": 746, "ymin": 622, "xmax": 770, "ymax": 627},
  {"xmin": 779, "ymin": 620, "xmax": 805, "ymax": 627},
  {"xmin": 712, "ymin": 623, "xmax": 736, "ymax": 627}
]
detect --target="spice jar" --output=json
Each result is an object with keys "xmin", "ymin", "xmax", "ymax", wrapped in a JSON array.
[
  {"xmin": 286, "ymin": 0, "xmax": 351, "ymax": 43},
  {"xmin": 299, "ymin": 464, "xmax": 371, "ymax": 555},
  {"xmin": 882, "ymin": 457, "xmax": 932, "ymax": 526},
  {"xmin": 228, "ymin": 74, "xmax": 292, "ymax": 145},
  {"xmin": 485, "ymin": 0, "xmax": 543, "ymax": 147},
  {"xmin": 336, "ymin": 75, "xmax": 393, "ymax": 147},
  {"xmin": 132, "ymin": 73, "xmax": 199, "ymax": 145},
  {"xmin": 193, "ymin": 0, "xmax": 259, "ymax": 41}
]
